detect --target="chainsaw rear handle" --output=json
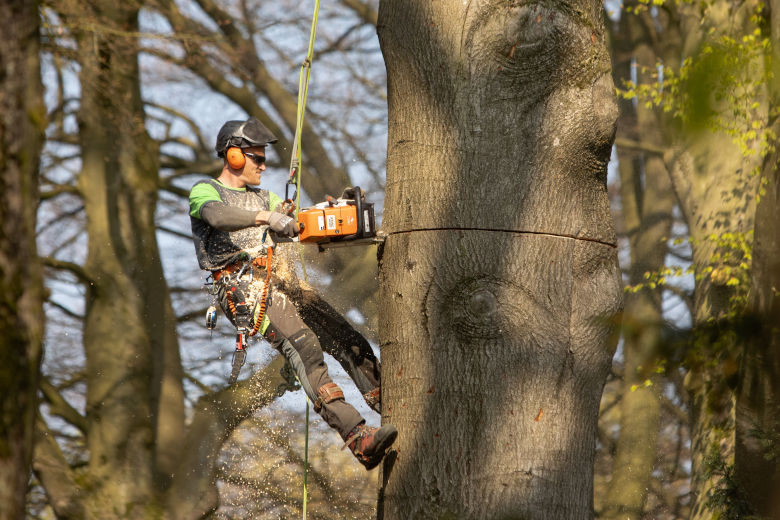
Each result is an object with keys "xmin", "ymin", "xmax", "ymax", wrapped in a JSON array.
[{"xmin": 341, "ymin": 185, "xmax": 364, "ymax": 242}]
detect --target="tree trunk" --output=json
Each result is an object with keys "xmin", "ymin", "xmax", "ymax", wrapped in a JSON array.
[
  {"xmin": 666, "ymin": 106, "xmax": 760, "ymax": 520},
  {"xmin": 734, "ymin": 0, "xmax": 780, "ymax": 516},
  {"xmin": 69, "ymin": 2, "xmax": 184, "ymax": 516},
  {"xmin": 600, "ymin": 9, "xmax": 675, "ymax": 518},
  {"xmin": 0, "ymin": 0, "xmax": 45, "ymax": 518},
  {"xmin": 376, "ymin": 0, "xmax": 623, "ymax": 517}
]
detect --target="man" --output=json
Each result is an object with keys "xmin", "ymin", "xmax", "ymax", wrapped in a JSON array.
[{"xmin": 188, "ymin": 117, "xmax": 396, "ymax": 470}]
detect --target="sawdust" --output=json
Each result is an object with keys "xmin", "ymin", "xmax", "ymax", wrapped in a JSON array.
[{"xmin": 232, "ymin": 242, "xmax": 312, "ymax": 312}]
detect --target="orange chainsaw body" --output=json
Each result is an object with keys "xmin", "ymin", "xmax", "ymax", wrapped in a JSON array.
[{"xmin": 298, "ymin": 203, "xmax": 359, "ymax": 243}]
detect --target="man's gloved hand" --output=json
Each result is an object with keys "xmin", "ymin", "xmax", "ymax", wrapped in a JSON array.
[{"xmin": 267, "ymin": 212, "xmax": 299, "ymax": 238}]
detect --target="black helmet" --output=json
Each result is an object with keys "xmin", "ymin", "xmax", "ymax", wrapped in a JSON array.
[{"xmin": 215, "ymin": 117, "xmax": 278, "ymax": 157}]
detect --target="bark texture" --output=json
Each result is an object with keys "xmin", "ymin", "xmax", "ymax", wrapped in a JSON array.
[
  {"xmin": 377, "ymin": 0, "xmax": 623, "ymax": 517},
  {"xmin": 0, "ymin": 0, "xmax": 45, "ymax": 518},
  {"xmin": 65, "ymin": 2, "xmax": 183, "ymax": 516},
  {"xmin": 734, "ymin": 0, "xmax": 780, "ymax": 515},
  {"xmin": 600, "ymin": 7, "xmax": 674, "ymax": 518}
]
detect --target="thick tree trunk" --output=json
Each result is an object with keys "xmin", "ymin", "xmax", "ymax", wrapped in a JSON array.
[
  {"xmin": 68, "ymin": 3, "xmax": 184, "ymax": 516},
  {"xmin": 377, "ymin": 0, "xmax": 622, "ymax": 517},
  {"xmin": 0, "ymin": 0, "xmax": 45, "ymax": 518},
  {"xmin": 600, "ymin": 10, "xmax": 674, "ymax": 519},
  {"xmin": 667, "ymin": 112, "xmax": 759, "ymax": 520},
  {"xmin": 734, "ymin": 0, "xmax": 780, "ymax": 516}
]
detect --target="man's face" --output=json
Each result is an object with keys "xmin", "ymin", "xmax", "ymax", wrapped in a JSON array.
[{"xmin": 235, "ymin": 145, "xmax": 266, "ymax": 185}]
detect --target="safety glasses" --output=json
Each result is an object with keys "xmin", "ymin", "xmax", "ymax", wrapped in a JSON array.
[{"xmin": 244, "ymin": 152, "xmax": 266, "ymax": 166}]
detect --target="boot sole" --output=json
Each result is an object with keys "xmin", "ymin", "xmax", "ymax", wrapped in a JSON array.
[{"xmin": 364, "ymin": 424, "xmax": 398, "ymax": 470}]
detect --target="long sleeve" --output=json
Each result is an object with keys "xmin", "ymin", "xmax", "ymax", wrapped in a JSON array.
[{"xmin": 200, "ymin": 201, "xmax": 258, "ymax": 231}]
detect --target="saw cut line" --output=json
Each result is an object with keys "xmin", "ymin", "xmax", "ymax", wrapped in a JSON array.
[{"xmin": 385, "ymin": 227, "xmax": 617, "ymax": 248}]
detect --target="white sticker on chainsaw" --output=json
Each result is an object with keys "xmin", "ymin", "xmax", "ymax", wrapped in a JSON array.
[
  {"xmin": 317, "ymin": 216, "xmax": 325, "ymax": 231},
  {"xmin": 326, "ymin": 215, "xmax": 336, "ymax": 230},
  {"xmin": 364, "ymin": 210, "xmax": 370, "ymax": 233}
]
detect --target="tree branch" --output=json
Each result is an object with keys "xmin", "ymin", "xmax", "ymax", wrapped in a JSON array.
[
  {"xmin": 158, "ymin": 178, "xmax": 190, "ymax": 198},
  {"xmin": 41, "ymin": 184, "xmax": 81, "ymax": 200},
  {"xmin": 39, "ymin": 377, "xmax": 88, "ymax": 435},
  {"xmin": 45, "ymin": 299, "xmax": 84, "ymax": 320},
  {"xmin": 32, "ymin": 414, "xmax": 85, "ymax": 520},
  {"xmin": 661, "ymin": 394, "xmax": 688, "ymax": 423},
  {"xmin": 158, "ymin": 225, "xmax": 192, "ymax": 240},
  {"xmin": 40, "ymin": 257, "xmax": 93, "ymax": 285},
  {"xmin": 614, "ymin": 137, "xmax": 668, "ymax": 156},
  {"xmin": 340, "ymin": 0, "xmax": 378, "ymax": 26},
  {"xmin": 176, "ymin": 305, "xmax": 210, "ymax": 323}
]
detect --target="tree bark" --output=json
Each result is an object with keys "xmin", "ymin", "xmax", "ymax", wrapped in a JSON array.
[
  {"xmin": 0, "ymin": 0, "xmax": 45, "ymax": 518},
  {"xmin": 377, "ymin": 0, "xmax": 623, "ymax": 517},
  {"xmin": 600, "ymin": 7, "xmax": 675, "ymax": 519},
  {"xmin": 734, "ymin": 0, "xmax": 780, "ymax": 516},
  {"xmin": 64, "ymin": 1, "xmax": 184, "ymax": 515},
  {"xmin": 665, "ymin": 81, "xmax": 760, "ymax": 520}
]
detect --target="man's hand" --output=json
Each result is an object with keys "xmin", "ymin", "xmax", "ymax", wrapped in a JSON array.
[{"xmin": 265, "ymin": 212, "xmax": 299, "ymax": 238}]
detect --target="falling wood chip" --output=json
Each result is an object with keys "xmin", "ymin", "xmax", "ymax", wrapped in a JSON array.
[{"xmin": 535, "ymin": 409, "xmax": 544, "ymax": 422}]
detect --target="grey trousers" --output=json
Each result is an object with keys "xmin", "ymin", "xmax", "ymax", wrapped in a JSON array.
[
  {"xmin": 216, "ymin": 278, "xmax": 364, "ymax": 439},
  {"xmin": 263, "ymin": 289, "xmax": 364, "ymax": 439}
]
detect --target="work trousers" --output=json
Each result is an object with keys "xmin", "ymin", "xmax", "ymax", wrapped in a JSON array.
[{"xmin": 218, "ymin": 280, "xmax": 364, "ymax": 440}]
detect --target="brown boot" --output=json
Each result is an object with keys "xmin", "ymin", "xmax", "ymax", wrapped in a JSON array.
[{"xmin": 342, "ymin": 423, "xmax": 398, "ymax": 470}]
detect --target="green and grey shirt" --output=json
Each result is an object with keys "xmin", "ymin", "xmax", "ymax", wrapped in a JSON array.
[{"xmin": 189, "ymin": 179, "xmax": 283, "ymax": 271}]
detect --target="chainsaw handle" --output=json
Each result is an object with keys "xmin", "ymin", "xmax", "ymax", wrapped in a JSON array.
[{"xmin": 341, "ymin": 185, "xmax": 363, "ymax": 242}]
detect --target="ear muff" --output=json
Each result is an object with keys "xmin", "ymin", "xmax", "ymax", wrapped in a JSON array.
[{"xmin": 226, "ymin": 147, "xmax": 246, "ymax": 170}]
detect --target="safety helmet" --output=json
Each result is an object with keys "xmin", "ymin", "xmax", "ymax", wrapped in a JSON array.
[{"xmin": 215, "ymin": 117, "xmax": 278, "ymax": 158}]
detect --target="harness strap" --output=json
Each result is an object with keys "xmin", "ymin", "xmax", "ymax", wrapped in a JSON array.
[{"xmin": 249, "ymin": 246, "xmax": 273, "ymax": 337}]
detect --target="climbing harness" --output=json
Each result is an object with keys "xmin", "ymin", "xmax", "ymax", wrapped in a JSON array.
[{"xmin": 207, "ymin": 243, "xmax": 274, "ymax": 385}]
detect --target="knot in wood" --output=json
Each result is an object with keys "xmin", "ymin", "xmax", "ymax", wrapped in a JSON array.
[
  {"xmin": 448, "ymin": 278, "xmax": 513, "ymax": 339},
  {"xmin": 468, "ymin": 289, "xmax": 497, "ymax": 319}
]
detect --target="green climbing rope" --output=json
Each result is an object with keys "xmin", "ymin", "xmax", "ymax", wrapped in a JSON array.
[
  {"xmin": 291, "ymin": 2, "xmax": 321, "ymax": 518},
  {"xmin": 303, "ymin": 395, "xmax": 310, "ymax": 519},
  {"xmin": 289, "ymin": 0, "xmax": 321, "ymax": 286}
]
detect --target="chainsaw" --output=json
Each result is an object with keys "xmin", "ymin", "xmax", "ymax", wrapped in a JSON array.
[{"xmin": 282, "ymin": 186, "xmax": 380, "ymax": 251}]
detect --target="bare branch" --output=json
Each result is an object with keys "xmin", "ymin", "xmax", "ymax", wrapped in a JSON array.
[
  {"xmin": 661, "ymin": 394, "xmax": 688, "ymax": 423},
  {"xmin": 45, "ymin": 299, "xmax": 84, "ymax": 320},
  {"xmin": 183, "ymin": 372, "xmax": 215, "ymax": 395},
  {"xmin": 32, "ymin": 414, "xmax": 85, "ymax": 520},
  {"xmin": 40, "ymin": 184, "xmax": 80, "ymax": 200},
  {"xmin": 614, "ymin": 137, "xmax": 668, "ymax": 156},
  {"xmin": 340, "ymin": 0, "xmax": 378, "ymax": 26},
  {"xmin": 158, "ymin": 225, "xmax": 192, "ymax": 240},
  {"xmin": 39, "ymin": 377, "xmax": 88, "ymax": 435},
  {"xmin": 40, "ymin": 257, "xmax": 93, "ymax": 285},
  {"xmin": 177, "ymin": 305, "xmax": 210, "ymax": 323}
]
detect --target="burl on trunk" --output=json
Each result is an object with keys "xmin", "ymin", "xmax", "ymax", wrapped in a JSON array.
[{"xmin": 377, "ymin": 0, "xmax": 622, "ymax": 518}]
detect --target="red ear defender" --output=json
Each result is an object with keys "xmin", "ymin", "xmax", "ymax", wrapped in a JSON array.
[{"xmin": 226, "ymin": 147, "xmax": 246, "ymax": 170}]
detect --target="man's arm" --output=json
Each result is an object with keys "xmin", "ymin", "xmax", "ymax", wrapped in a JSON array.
[
  {"xmin": 200, "ymin": 202, "xmax": 260, "ymax": 231},
  {"xmin": 201, "ymin": 202, "xmax": 296, "ymax": 236}
]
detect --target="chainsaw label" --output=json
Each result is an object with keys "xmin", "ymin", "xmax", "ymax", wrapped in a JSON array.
[
  {"xmin": 326, "ymin": 215, "xmax": 336, "ymax": 230},
  {"xmin": 364, "ymin": 210, "xmax": 370, "ymax": 233},
  {"xmin": 317, "ymin": 216, "xmax": 325, "ymax": 231}
]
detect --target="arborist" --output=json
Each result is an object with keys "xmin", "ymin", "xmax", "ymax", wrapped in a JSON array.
[{"xmin": 188, "ymin": 116, "xmax": 397, "ymax": 470}]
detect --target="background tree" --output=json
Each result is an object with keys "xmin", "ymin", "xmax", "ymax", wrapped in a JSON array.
[
  {"xmin": 29, "ymin": 0, "xmax": 387, "ymax": 517},
  {"xmin": 0, "ymin": 0, "xmax": 46, "ymax": 518}
]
